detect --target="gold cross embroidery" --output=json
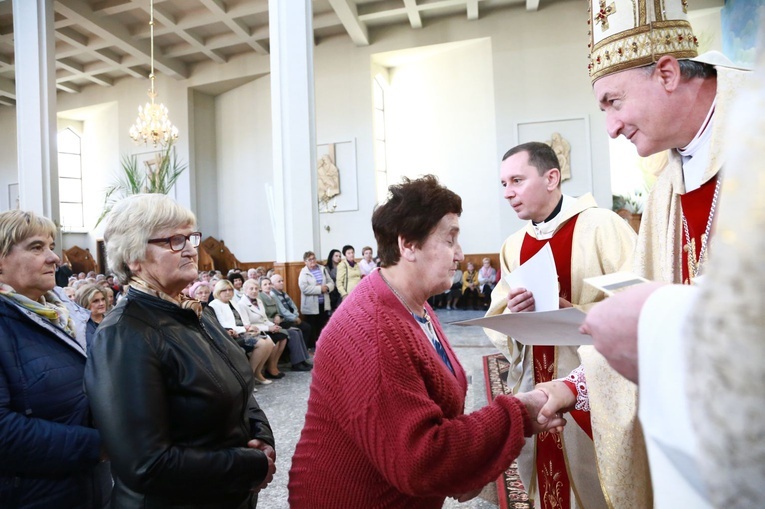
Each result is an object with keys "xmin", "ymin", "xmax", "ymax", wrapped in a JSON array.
[
  {"xmin": 681, "ymin": 0, "xmax": 688, "ymax": 13},
  {"xmin": 594, "ymin": 0, "xmax": 617, "ymax": 31}
]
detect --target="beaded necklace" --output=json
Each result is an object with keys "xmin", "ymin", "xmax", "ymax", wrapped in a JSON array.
[{"xmin": 682, "ymin": 178, "xmax": 721, "ymax": 280}]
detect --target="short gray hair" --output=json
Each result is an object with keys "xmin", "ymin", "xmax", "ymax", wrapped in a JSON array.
[
  {"xmin": 0, "ymin": 210, "xmax": 57, "ymax": 258},
  {"xmin": 642, "ymin": 59, "xmax": 716, "ymax": 80},
  {"xmin": 104, "ymin": 194, "xmax": 197, "ymax": 284}
]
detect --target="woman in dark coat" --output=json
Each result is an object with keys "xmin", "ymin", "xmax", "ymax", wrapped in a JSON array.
[
  {"xmin": 85, "ymin": 194, "xmax": 275, "ymax": 508},
  {"xmin": 0, "ymin": 210, "xmax": 109, "ymax": 508},
  {"xmin": 324, "ymin": 248, "xmax": 342, "ymax": 313}
]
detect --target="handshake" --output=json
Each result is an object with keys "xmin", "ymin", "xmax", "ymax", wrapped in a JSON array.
[{"xmin": 515, "ymin": 381, "xmax": 576, "ymax": 435}]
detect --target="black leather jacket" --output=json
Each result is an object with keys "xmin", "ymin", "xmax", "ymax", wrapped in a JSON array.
[{"xmin": 85, "ymin": 288, "xmax": 274, "ymax": 508}]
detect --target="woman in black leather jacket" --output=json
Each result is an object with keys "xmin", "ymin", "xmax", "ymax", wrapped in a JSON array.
[{"xmin": 84, "ymin": 194, "xmax": 275, "ymax": 509}]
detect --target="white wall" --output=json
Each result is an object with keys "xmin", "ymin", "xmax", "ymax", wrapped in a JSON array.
[
  {"xmin": 383, "ymin": 38, "xmax": 499, "ymax": 253},
  {"xmin": 215, "ymin": 76, "xmax": 276, "ymax": 262},
  {"xmin": 80, "ymin": 103, "xmax": 119, "ymax": 233},
  {"xmin": 313, "ymin": 33, "xmax": 381, "ymax": 258},
  {"xmin": 190, "ymin": 91, "xmax": 218, "ymax": 241},
  {"xmin": 0, "ymin": 109, "xmax": 18, "ymax": 211}
]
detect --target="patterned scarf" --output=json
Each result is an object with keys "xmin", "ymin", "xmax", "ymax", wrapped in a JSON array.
[
  {"xmin": 0, "ymin": 283, "xmax": 76, "ymax": 338},
  {"xmin": 129, "ymin": 277, "xmax": 204, "ymax": 319}
]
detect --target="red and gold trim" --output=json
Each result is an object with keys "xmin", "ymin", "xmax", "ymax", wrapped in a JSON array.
[{"xmin": 589, "ymin": 20, "xmax": 698, "ymax": 82}]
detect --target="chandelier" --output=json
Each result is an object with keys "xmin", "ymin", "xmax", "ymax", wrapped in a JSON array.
[{"xmin": 129, "ymin": 0, "xmax": 179, "ymax": 147}]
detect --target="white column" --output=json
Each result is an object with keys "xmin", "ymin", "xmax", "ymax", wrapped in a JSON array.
[
  {"xmin": 269, "ymin": 0, "xmax": 320, "ymax": 262},
  {"xmin": 12, "ymin": 0, "xmax": 59, "ymax": 220}
]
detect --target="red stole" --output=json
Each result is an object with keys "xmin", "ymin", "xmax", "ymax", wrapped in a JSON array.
[
  {"xmin": 520, "ymin": 215, "xmax": 579, "ymax": 509},
  {"xmin": 680, "ymin": 175, "xmax": 719, "ymax": 284}
]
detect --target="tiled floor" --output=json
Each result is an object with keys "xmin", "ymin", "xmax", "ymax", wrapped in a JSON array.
[{"xmin": 254, "ymin": 308, "xmax": 502, "ymax": 509}]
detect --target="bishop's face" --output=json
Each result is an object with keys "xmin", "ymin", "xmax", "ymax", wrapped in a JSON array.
[{"xmin": 594, "ymin": 66, "xmax": 685, "ymax": 157}]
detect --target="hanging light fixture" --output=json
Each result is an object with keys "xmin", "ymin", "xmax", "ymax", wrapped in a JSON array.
[{"xmin": 129, "ymin": 0, "xmax": 179, "ymax": 147}]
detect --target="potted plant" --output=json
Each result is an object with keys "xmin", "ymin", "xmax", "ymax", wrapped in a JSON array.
[
  {"xmin": 96, "ymin": 141, "xmax": 187, "ymax": 226},
  {"xmin": 613, "ymin": 188, "xmax": 645, "ymax": 233}
]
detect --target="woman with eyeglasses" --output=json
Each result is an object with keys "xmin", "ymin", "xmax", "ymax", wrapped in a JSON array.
[{"xmin": 84, "ymin": 194, "xmax": 275, "ymax": 508}]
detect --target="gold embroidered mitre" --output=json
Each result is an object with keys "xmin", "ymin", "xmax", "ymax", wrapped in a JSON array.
[{"xmin": 587, "ymin": 0, "xmax": 699, "ymax": 83}]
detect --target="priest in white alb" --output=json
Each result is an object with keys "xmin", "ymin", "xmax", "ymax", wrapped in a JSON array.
[{"xmin": 485, "ymin": 141, "xmax": 635, "ymax": 509}]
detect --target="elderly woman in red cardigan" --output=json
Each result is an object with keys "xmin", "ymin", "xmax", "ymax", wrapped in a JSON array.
[{"xmin": 288, "ymin": 175, "xmax": 565, "ymax": 508}]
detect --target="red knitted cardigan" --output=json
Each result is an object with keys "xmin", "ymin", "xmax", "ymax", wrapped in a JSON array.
[{"xmin": 288, "ymin": 270, "xmax": 532, "ymax": 508}]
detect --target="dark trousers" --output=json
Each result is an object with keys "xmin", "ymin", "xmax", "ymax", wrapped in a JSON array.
[
  {"xmin": 284, "ymin": 319, "xmax": 314, "ymax": 349},
  {"xmin": 303, "ymin": 310, "xmax": 329, "ymax": 346},
  {"xmin": 462, "ymin": 288, "xmax": 480, "ymax": 309},
  {"xmin": 480, "ymin": 284, "xmax": 494, "ymax": 307}
]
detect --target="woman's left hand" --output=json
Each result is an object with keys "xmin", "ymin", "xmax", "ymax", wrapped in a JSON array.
[
  {"xmin": 247, "ymin": 439, "xmax": 276, "ymax": 461},
  {"xmin": 247, "ymin": 439, "xmax": 276, "ymax": 492}
]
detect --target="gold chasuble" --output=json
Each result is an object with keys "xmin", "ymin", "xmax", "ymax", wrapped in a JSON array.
[
  {"xmin": 580, "ymin": 65, "xmax": 752, "ymax": 509},
  {"xmin": 487, "ymin": 194, "xmax": 635, "ymax": 509}
]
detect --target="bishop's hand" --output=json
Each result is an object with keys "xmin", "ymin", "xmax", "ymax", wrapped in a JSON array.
[
  {"xmin": 535, "ymin": 380, "xmax": 576, "ymax": 427},
  {"xmin": 515, "ymin": 389, "xmax": 566, "ymax": 435}
]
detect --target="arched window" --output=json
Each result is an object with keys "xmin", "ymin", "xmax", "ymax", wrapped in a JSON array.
[{"xmin": 58, "ymin": 128, "xmax": 84, "ymax": 229}]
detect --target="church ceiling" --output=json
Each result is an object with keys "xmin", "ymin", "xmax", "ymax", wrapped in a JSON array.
[{"xmin": 0, "ymin": 0, "xmax": 553, "ymax": 107}]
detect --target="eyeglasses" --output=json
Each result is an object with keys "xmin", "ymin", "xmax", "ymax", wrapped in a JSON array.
[{"xmin": 147, "ymin": 232, "xmax": 202, "ymax": 252}]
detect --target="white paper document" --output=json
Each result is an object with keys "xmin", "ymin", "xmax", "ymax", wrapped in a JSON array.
[
  {"xmin": 503, "ymin": 243, "xmax": 559, "ymax": 311},
  {"xmin": 453, "ymin": 308, "xmax": 591, "ymax": 346}
]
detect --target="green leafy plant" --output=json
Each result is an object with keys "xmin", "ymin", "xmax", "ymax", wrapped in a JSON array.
[
  {"xmin": 96, "ymin": 141, "xmax": 187, "ymax": 226},
  {"xmin": 612, "ymin": 188, "xmax": 646, "ymax": 215}
]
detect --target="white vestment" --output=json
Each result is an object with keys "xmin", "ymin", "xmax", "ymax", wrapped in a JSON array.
[
  {"xmin": 638, "ymin": 284, "xmax": 710, "ymax": 509},
  {"xmin": 580, "ymin": 61, "xmax": 753, "ymax": 509},
  {"xmin": 638, "ymin": 59, "xmax": 765, "ymax": 502},
  {"xmin": 486, "ymin": 193, "xmax": 635, "ymax": 509}
]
